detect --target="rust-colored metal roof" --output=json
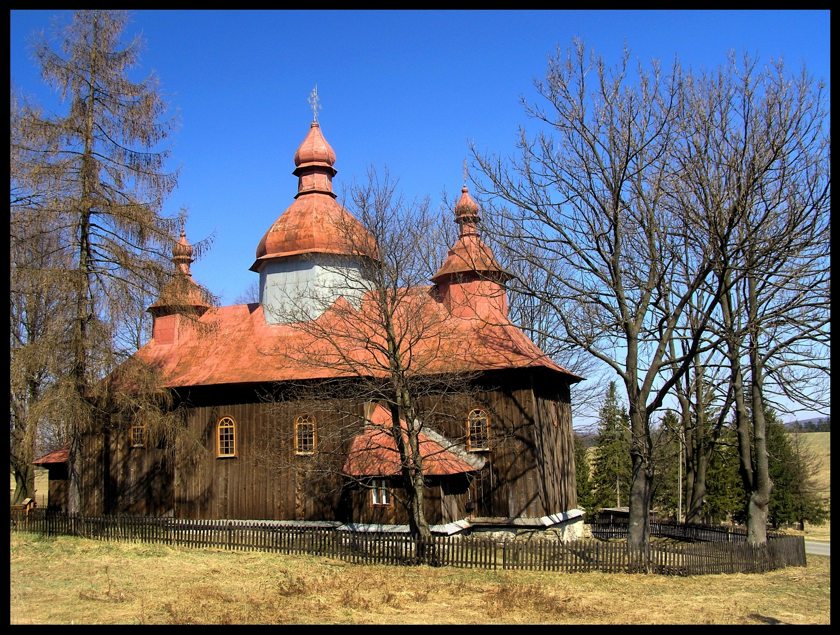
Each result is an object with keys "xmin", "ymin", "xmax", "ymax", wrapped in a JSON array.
[
  {"xmin": 431, "ymin": 233, "xmax": 510, "ymax": 283},
  {"xmin": 136, "ymin": 284, "xmax": 581, "ymax": 388},
  {"xmin": 251, "ymin": 194, "xmax": 378, "ymax": 267},
  {"xmin": 431, "ymin": 186, "xmax": 510, "ymax": 284},
  {"xmin": 342, "ymin": 404, "xmax": 478, "ymax": 477},
  {"xmin": 251, "ymin": 122, "xmax": 378, "ymax": 269},
  {"xmin": 33, "ymin": 447, "xmax": 69, "ymax": 465},
  {"xmin": 149, "ymin": 229, "xmax": 211, "ymax": 315},
  {"xmin": 147, "ymin": 275, "xmax": 210, "ymax": 315}
]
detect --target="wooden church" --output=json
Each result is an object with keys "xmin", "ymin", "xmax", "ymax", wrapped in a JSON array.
[{"xmin": 79, "ymin": 115, "xmax": 583, "ymax": 531}]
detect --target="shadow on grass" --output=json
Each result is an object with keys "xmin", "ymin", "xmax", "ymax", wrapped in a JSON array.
[{"xmin": 748, "ymin": 613, "xmax": 785, "ymax": 625}]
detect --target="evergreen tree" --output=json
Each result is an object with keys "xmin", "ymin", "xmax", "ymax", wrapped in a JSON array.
[
  {"xmin": 573, "ymin": 432, "xmax": 595, "ymax": 514},
  {"xmin": 590, "ymin": 382, "xmax": 632, "ymax": 510},
  {"xmin": 651, "ymin": 410, "xmax": 681, "ymax": 519},
  {"xmin": 702, "ymin": 425, "xmax": 745, "ymax": 524},
  {"xmin": 766, "ymin": 410, "xmax": 829, "ymax": 529}
]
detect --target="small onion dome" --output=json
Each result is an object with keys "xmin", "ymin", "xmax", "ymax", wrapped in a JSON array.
[
  {"xmin": 431, "ymin": 185, "xmax": 511, "ymax": 284},
  {"xmin": 172, "ymin": 228, "xmax": 194, "ymax": 275},
  {"xmin": 293, "ymin": 121, "xmax": 337, "ymax": 173},
  {"xmin": 454, "ymin": 185, "xmax": 480, "ymax": 230},
  {"xmin": 148, "ymin": 229, "xmax": 210, "ymax": 317}
]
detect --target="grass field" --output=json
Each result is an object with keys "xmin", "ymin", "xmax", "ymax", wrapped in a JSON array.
[
  {"xmin": 9, "ymin": 533, "xmax": 830, "ymax": 625},
  {"xmin": 789, "ymin": 431, "xmax": 831, "ymax": 541}
]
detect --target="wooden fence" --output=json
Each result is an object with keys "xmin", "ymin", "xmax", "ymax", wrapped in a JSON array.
[
  {"xmin": 589, "ymin": 520, "xmax": 760, "ymax": 542},
  {"xmin": 10, "ymin": 510, "xmax": 806, "ymax": 575}
]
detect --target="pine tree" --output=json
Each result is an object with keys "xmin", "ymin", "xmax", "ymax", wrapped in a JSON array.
[
  {"xmin": 703, "ymin": 425, "xmax": 745, "ymax": 524},
  {"xmin": 590, "ymin": 383, "xmax": 632, "ymax": 510},
  {"xmin": 651, "ymin": 410, "xmax": 682, "ymax": 520}
]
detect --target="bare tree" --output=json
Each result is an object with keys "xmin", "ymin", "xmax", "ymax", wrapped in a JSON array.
[
  {"xmin": 233, "ymin": 278, "xmax": 261, "ymax": 305},
  {"xmin": 255, "ymin": 167, "xmax": 491, "ymax": 557},
  {"xmin": 11, "ymin": 10, "xmax": 206, "ymax": 514},
  {"xmin": 473, "ymin": 41, "xmax": 728, "ymax": 556},
  {"xmin": 674, "ymin": 54, "xmax": 830, "ymax": 543}
]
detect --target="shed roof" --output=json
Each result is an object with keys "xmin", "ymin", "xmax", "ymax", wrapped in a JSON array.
[
  {"xmin": 342, "ymin": 404, "xmax": 482, "ymax": 477},
  {"xmin": 33, "ymin": 447, "xmax": 69, "ymax": 465}
]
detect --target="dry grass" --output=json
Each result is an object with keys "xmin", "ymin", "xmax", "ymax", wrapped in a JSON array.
[
  {"xmin": 9, "ymin": 467, "xmax": 49, "ymax": 507},
  {"xmin": 788, "ymin": 431, "xmax": 831, "ymax": 542},
  {"xmin": 10, "ymin": 533, "xmax": 830, "ymax": 625}
]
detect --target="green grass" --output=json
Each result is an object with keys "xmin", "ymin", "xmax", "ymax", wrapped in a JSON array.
[{"xmin": 10, "ymin": 533, "xmax": 831, "ymax": 625}]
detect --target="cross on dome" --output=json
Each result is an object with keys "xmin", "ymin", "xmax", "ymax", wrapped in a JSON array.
[{"xmin": 308, "ymin": 85, "xmax": 321, "ymax": 123}]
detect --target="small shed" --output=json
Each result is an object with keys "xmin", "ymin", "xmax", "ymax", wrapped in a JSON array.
[{"xmin": 33, "ymin": 447, "xmax": 69, "ymax": 512}]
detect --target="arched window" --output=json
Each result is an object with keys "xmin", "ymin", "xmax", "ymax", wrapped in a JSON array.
[
  {"xmin": 130, "ymin": 424, "xmax": 147, "ymax": 449},
  {"xmin": 467, "ymin": 409, "xmax": 490, "ymax": 451},
  {"xmin": 216, "ymin": 416, "xmax": 237, "ymax": 458},
  {"xmin": 294, "ymin": 414, "xmax": 317, "ymax": 455}
]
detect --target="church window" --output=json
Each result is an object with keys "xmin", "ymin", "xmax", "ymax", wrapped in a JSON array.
[
  {"xmin": 217, "ymin": 416, "xmax": 237, "ymax": 458},
  {"xmin": 130, "ymin": 424, "xmax": 146, "ymax": 448},
  {"xmin": 467, "ymin": 409, "xmax": 490, "ymax": 451},
  {"xmin": 295, "ymin": 414, "xmax": 317, "ymax": 455}
]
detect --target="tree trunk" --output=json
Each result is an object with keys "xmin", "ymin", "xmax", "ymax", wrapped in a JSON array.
[
  {"xmin": 746, "ymin": 275, "xmax": 772, "ymax": 546},
  {"xmin": 626, "ymin": 403, "xmax": 652, "ymax": 566}
]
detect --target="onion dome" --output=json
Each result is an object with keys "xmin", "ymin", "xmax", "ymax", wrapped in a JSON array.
[
  {"xmin": 431, "ymin": 185, "xmax": 510, "ymax": 284},
  {"xmin": 250, "ymin": 121, "xmax": 378, "ymax": 271},
  {"xmin": 172, "ymin": 228, "xmax": 194, "ymax": 275},
  {"xmin": 148, "ymin": 229, "xmax": 210, "ymax": 317},
  {"xmin": 453, "ymin": 185, "xmax": 481, "ymax": 234},
  {"xmin": 293, "ymin": 121, "xmax": 337, "ymax": 175}
]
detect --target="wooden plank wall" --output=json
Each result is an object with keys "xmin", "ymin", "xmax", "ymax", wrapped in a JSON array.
[
  {"xmin": 174, "ymin": 396, "xmax": 361, "ymax": 521},
  {"xmin": 80, "ymin": 369, "xmax": 577, "ymax": 523}
]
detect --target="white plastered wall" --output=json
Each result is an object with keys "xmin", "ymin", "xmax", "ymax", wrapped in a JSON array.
[{"xmin": 259, "ymin": 255, "xmax": 369, "ymax": 324}]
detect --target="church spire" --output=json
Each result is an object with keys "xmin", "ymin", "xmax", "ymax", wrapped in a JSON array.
[{"xmin": 147, "ymin": 226, "xmax": 210, "ymax": 330}]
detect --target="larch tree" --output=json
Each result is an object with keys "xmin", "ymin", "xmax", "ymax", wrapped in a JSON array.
[
  {"xmin": 10, "ymin": 91, "xmax": 77, "ymax": 502},
  {"xmin": 11, "ymin": 10, "xmax": 204, "ymax": 514}
]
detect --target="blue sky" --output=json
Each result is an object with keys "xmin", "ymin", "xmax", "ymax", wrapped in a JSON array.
[{"xmin": 11, "ymin": 9, "xmax": 830, "ymax": 423}]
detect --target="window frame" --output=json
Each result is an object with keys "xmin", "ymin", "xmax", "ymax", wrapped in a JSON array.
[
  {"xmin": 216, "ymin": 416, "xmax": 237, "ymax": 458},
  {"xmin": 370, "ymin": 478, "xmax": 392, "ymax": 507},
  {"xmin": 466, "ymin": 408, "xmax": 490, "ymax": 452},
  {"xmin": 294, "ymin": 414, "xmax": 317, "ymax": 455},
  {"xmin": 129, "ymin": 424, "xmax": 146, "ymax": 449}
]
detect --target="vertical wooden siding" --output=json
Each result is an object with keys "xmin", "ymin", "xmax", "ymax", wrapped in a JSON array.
[{"xmin": 82, "ymin": 370, "xmax": 576, "ymax": 523}]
